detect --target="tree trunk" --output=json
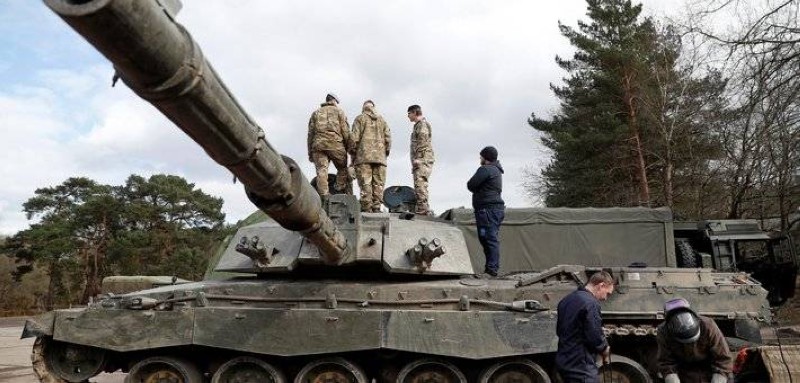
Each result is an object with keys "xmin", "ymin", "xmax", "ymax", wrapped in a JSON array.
[
  {"xmin": 623, "ymin": 72, "xmax": 651, "ymax": 205},
  {"xmin": 81, "ymin": 246, "xmax": 102, "ymax": 303},
  {"xmin": 727, "ymin": 186, "xmax": 745, "ymax": 219},
  {"xmin": 81, "ymin": 217, "xmax": 109, "ymax": 303},
  {"xmin": 45, "ymin": 260, "xmax": 59, "ymax": 311},
  {"xmin": 777, "ymin": 173, "xmax": 788, "ymax": 231},
  {"xmin": 663, "ymin": 150, "xmax": 674, "ymax": 208}
]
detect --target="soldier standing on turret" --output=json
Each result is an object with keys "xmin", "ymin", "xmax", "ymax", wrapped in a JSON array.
[
  {"xmin": 308, "ymin": 93, "xmax": 352, "ymax": 198},
  {"xmin": 407, "ymin": 104, "xmax": 434, "ymax": 215},
  {"xmin": 350, "ymin": 100, "xmax": 391, "ymax": 212}
]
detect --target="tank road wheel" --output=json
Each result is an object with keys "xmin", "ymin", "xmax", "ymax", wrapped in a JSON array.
[
  {"xmin": 596, "ymin": 355, "xmax": 652, "ymax": 383},
  {"xmin": 211, "ymin": 356, "xmax": 286, "ymax": 383},
  {"xmin": 125, "ymin": 356, "xmax": 202, "ymax": 383},
  {"xmin": 478, "ymin": 359, "xmax": 551, "ymax": 383},
  {"xmin": 293, "ymin": 357, "xmax": 367, "ymax": 383},
  {"xmin": 396, "ymin": 359, "xmax": 467, "ymax": 383},
  {"xmin": 32, "ymin": 336, "xmax": 106, "ymax": 383}
]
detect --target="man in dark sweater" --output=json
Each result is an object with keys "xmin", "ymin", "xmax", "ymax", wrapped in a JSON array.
[
  {"xmin": 466, "ymin": 146, "xmax": 505, "ymax": 276},
  {"xmin": 556, "ymin": 271, "xmax": 614, "ymax": 383}
]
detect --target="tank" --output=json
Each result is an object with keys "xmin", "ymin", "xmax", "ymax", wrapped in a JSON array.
[{"xmin": 25, "ymin": 1, "xmax": 772, "ymax": 382}]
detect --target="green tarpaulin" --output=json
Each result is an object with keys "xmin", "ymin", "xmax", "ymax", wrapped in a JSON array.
[{"xmin": 443, "ymin": 207, "xmax": 675, "ymax": 273}]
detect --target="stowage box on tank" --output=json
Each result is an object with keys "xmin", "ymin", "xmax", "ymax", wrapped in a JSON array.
[{"xmin": 27, "ymin": 1, "xmax": 771, "ymax": 382}]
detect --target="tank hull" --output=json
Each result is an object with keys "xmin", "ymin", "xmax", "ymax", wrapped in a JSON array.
[{"xmin": 25, "ymin": 266, "xmax": 769, "ymax": 381}]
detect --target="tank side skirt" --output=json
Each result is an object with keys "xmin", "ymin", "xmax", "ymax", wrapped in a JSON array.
[{"xmin": 52, "ymin": 309, "xmax": 194, "ymax": 352}]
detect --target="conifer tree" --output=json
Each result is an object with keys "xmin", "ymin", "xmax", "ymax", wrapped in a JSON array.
[
  {"xmin": 530, "ymin": 0, "xmax": 659, "ymax": 207},
  {"xmin": 530, "ymin": 0, "xmax": 727, "ymax": 210}
]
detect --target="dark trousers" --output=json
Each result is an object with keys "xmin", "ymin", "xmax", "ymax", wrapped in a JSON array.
[{"xmin": 475, "ymin": 208, "xmax": 504, "ymax": 275}]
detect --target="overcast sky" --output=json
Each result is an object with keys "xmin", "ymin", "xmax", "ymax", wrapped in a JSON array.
[{"xmin": 0, "ymin": 0, "xmax": 684, "ymax": 235}]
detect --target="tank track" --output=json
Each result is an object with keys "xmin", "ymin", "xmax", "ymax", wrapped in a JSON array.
[
  {"xmin": 31, "ymin": 337, "xmax": 66, "ymax": 383},
  {"xmin": 604, "ymin": 324, "xmax": 658, "ymax": 337}
]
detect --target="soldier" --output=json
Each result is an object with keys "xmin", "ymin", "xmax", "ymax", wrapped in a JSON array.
[
  {"xmin": 407, "ymin": 104, "xmax": 434, "ymax": 215},
  {"xmin": 350, "ymin": 100, "xmax": 391, "ymax": 212},
  {"xmin": 657, "ymin": 298, "xmax": 732, "ymax": 383},
  {"xmin": 308, "ymin": 93, "xmax": 351, "ymax": 198}
]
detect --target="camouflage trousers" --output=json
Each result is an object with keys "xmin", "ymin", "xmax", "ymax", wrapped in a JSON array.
[
  {"xmin": 355, "ymin": 163, "xmax": 386, "ymax": 212},
  {"xmin": 312, "ymin": 148, "xmax": 350, "ymax": 196},
  {"xmin": 412, "ymin": 162, "xmax": 433, "ymax": 214}
]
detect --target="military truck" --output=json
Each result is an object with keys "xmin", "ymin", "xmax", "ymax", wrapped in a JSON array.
[
  {"xmin": 25, "ymin": 1, "xmax": 776, "ymax": 382},
  {"xmin": 674, "ymin": 219, "xmax": 798, "ymax": 306}
]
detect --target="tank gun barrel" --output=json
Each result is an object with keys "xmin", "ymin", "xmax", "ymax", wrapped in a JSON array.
[{"xmin": 43, "ymin": 0, "xmax": 348, "ymax": 263}]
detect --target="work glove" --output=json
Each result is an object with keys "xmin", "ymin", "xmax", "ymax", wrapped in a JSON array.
[
  {"xmin": 711, "ymin": 373, "xmax": 728, "ymax": 383},
  {"xmin": 664, "ymin": 373, "xmax": 680, "ymax": 383}
]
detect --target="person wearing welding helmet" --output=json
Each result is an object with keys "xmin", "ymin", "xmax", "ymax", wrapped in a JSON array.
[{"xmin": 657, "ymin": 298, "xmax": 733, "ymax": 383}]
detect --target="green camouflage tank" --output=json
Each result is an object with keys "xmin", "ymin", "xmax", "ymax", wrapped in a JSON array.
[{"xmin": 26, "ymin": 1, "xmax": 771, "ymax": 383}]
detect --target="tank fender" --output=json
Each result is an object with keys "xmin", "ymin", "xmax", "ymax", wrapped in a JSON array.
[{"xmin": 21, "ymin": 311, "xmax": 56, "ymax": 339}]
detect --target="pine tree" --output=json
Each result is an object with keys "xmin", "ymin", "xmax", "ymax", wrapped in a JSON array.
[
  {"xmin": 530, "ymin": 0, "xmax": 659, "ymax": 207},
  {"xmin": 529, "ymin": 0, "xmax": 727, "ymax": 209},
  {"xmin": 4, "ymin": 174, "xmax": 227, "ymax": 307}
]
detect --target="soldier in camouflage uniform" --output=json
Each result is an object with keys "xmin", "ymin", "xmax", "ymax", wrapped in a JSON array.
[
  {"xmin": 308, "ymin": 93, "xmax": 352, "ymax": 197},
  {"xmin": 350, "ymin": 100, "xmax": 391, "ymax": 212},
  {"xmin": 407, "ymin": 104, "xmax": 434, "ymax": 215}
]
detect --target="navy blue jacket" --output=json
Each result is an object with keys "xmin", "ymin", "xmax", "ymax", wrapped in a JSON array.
[
  {"xmin": 466, "ymin": 161, "xmax": 505, "ymax": 210},
  {"xmin": 556, "ymin": 286, "xmax": 608, "ymax": 382}
]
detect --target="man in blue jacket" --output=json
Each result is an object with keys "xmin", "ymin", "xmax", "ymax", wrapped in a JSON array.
[
  {"xmin": 466, "ymin": 146, "xmax": 505, "ymax": 277},
  {"xmin": 556, "ymin": 271, "xmax": 615, "ymax": 383}
]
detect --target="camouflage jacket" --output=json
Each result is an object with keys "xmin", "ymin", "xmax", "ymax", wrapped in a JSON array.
[
  {"xmin": 410, "ymin": 118, "xmax": 434, "ymax": 164},
  {"xmin": 308, "ymin": 102, "xmax": 351, "ymax": 153},
  {"xmin": 351, "ymin": 104, "xmax": 391, "ymax": 165},
  {"xmin": 657, "ymin": 316, "xmax": 732, "ymax": 381}
]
